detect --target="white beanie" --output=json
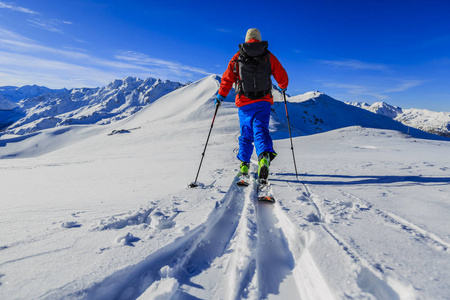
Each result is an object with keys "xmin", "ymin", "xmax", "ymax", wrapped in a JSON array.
[{"xmin": 245, "ymin": 28, "xmax": 261, "ymax": 42}]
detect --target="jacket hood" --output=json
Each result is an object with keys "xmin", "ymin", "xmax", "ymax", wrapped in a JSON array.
[{"xmin": 239, "ymin": 41, "xmax": 268, "ymax": 57}]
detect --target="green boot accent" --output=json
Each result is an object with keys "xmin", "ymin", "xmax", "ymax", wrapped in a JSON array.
[
  {"xmin": 240, "ymin": 161, "xmax": 250, "ymax": 176},
  {"xmin": 258, "ymin": 153, "xmax": 270, "ymax": 182}
]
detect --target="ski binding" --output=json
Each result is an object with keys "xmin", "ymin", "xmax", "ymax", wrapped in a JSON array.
[
  {"xmin": 257, "ymin": 180, "xmax": 275, "ymax": 202},
  {"xmin": 236, "ymin": 174, "xmax": 250, "ymax": 186}
]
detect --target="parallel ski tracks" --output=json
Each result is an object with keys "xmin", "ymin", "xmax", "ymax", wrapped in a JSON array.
[
  {"xmin": 78, "ymin": 167, "xmax": 443, "ymax": 300},
  {"xmin": 339, "ymin": 189, "xmax": 450, "ymax": 252},
  {"xmin": 79, "ymin": 176, "xmax": 315, "ymax": 299},
  {"xmin": 280, "ymin": 171, "xmax": 449, "ymax": 299},
  {"xmin": 164, "ymin": 176, "xmax": 314, "ymax": 299},
  {"xmin": 282, "ymin": 177, "xmax": 405, "ymax": 299}
]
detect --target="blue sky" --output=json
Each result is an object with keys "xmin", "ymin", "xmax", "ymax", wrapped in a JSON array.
[{"xmin": 0, "ymin": 0, "xmax": 449, "ymax": 111}]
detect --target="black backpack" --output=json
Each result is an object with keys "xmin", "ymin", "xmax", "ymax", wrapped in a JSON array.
[{"xmin": 235, "ymin": 41, "xmax": 272, "ymax": 100}]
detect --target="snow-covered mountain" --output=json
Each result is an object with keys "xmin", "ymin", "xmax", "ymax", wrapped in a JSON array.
[
  {"xmin": 1, "ymin": 75, "xmax": 450, "ymax": 299},
  {"xmin": 0, "ymin": 95, "xmax": 19, "ymax": 130},
  {"xmin": 2, "ymin": 80, "xmax": 446, "ymax": 143},
  {"xmin": 0, "ymin": 84, "xmax": 64, "ymax": 102},
  {"xmin": 347, "ymin": 101, "xmax": 450, "ymax": 137},
  {"xmin": 0, "ymin": 77, "xmax": 184, "ymax": 134},
  {"xmin": 269, "ymin": 91, "xmax": 444, "ymax": 141},
  {"xmin": 0, "ymin": 96, "xmax": 18, "ymax": 111}
]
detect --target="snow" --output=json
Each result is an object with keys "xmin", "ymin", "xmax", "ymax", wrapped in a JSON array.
[
  {"xmin": 346, "ymin": 101, "xmax": 450, "ymax": 137},
  {"xmin": 0, "ymin": 84, "xmax": 63, "ymax": 102},
  {"xmin": 0, "ymin": 97, "xmax": 18, "ymax": 111},
  {"xmin": 1, "ymin": 75, "xmax": 450, "ymax": 299},
  {"xmin": 398, "ymin": 108, "xmax": 450, "ymax": 137},
  {"xmin": 0, "ymin": 77, "xmax": 183, "ymax": 134}
]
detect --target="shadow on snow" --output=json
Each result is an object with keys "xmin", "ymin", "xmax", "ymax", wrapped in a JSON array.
[{"xmin": 273, "ymin": 173, "xmax": 450, "ymax": 186}]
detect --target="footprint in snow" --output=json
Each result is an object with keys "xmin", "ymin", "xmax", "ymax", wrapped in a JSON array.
[
  {"xmin": 306, "ymin": 213, "xmax": 321, "ymax": 223},
  {"xmin": 150, "ymin": 210, "xmax": 179, "ymax": 230},
  {"xmin": 116, "ymin": 232, "xmax": 141, "ymax": 247},
  {"xmin": 96, "ymin": 247, "xmax": 111, "ymax": 254},
  {"xmin": 61, "ymin": 221, "xmax": 82, "ymax": 228}
]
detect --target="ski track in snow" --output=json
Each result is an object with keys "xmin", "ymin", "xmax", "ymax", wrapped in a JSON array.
[
  {"xmin": 66, "ymin": 173, "xmax": 331, "ymax": 300},
  {"xmin": 271, "ymin": 165, "xmax": 450, "ymax": 299},
  {"xmin": 338, "ymin": 190, "xmax": 450, "ymax": 252},
  {"xmin": 60, "ymin": 178, "xmax": 248, "ymax": 299},
  {"xmin": 66, "ymin": 166, "xmax": 429, "ymax": 299},
  {"xmin": 275, "ymin": 175, "xmax": 406, "ymax": 299}
]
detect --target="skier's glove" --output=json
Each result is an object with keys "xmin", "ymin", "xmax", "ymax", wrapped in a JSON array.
[
  {"xmin": 215, "ymin": 94, "xmax": 226, "ymax": 106},
  {"xmin": 278, "ymin": 87, "xmax": 287, "ymax": 93}
]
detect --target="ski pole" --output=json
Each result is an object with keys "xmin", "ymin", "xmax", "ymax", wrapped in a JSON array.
[
  {"xmin": 282, "ymin": 91, "xmax": 299, "ymax": 179},
  {"xmin": 189, "ymin": 102, "xmax": 221, "ymax": 188}
]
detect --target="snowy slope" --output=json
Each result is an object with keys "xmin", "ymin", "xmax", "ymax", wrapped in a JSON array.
[
  {"xmin": 271, "ymin": 92, "xmax": 444, "ymax": 141},
  {"xmin": 0, "ymin": 84, "xmax": 63, "ymax": 102},
  {"xmin": 0, "ymin": 96, "xmax": 18, "ymax": 111},
  {"xmin": 0, "ymin": 96, "xmax": 19, "ymax": 129},
  {"xmin": 347, "ymin": 101, "xmax": 450, "ymax": 137},
  {"xmin": 1, "ymin": 75, "xmax": 450, "ymax": 300},
  {"xmin": 397, "ymin": 108, "xmax": 450, "ymax": 137},
  {"xmin": 0, "ymin": 77, "xmax": 183, "ymax": 134}
]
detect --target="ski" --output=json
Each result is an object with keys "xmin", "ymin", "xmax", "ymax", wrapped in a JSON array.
[
  {"xmin": 236, "ymin": 174, "xmax": 251, "ymax": 187},
  {"xmin": 236, "ymin": 170, "xmax": 275, "ymax": 202},
  {"xmin": 257, "ymin": 180, "xmax": 275, "ymax": 202}
]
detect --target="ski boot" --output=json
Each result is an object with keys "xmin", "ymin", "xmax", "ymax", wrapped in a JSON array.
[
  {"xmin": 258, "ymin": 152, "xmax": 270, "ymax": 185},
  {"xmin": 240, "ymin": 161, "xmax": 250, "ymax": 176},
  {"xmin": 237, "ymin": 161, "xmax": 250, "ymax": 186}
]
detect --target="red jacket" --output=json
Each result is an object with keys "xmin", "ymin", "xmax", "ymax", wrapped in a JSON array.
[{"xmin": 219, "ymin": 39, "xmax": 289, "ymax": 107}]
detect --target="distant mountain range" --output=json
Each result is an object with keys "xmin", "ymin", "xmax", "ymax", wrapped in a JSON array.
[
  {"xmin": 346, "ymin": 101, "xmax": 450, "ymax": 137},
  {"xmin": 0, "ymin": 77, "xmax": 184, "ymax": 134},
  {"xmin": 1, "ymin": 77, "xmax": 449, "ymax": 139}
]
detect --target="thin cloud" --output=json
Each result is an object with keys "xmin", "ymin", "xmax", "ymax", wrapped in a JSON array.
[
  {"xmin": 73, "ymin": 38, "xmax": 87, "ymax": 44},
  {"xmin": 0, "ymin": 2, "xmax": 72, "ymax": 33},
  {"xmin": 27, "ymin": 18, "xmax": 73, "ymax": 33},
  {"xmin": 115, "ymin": 50, "xmax": 211, "ymax": 76},
  {"xmin": 0, "ymin": 27, "xmax": 211, "ymax": 88},
  {"xmin": 0, "ymin": 27, "xmax": 88, "ymax": 59},
  {"xmin": 0, "ymin": 1, "xmax": 39, "ymax": 14},
  {"xmin": 27, "ymin": 19, "xmax": 62, "ymax": 33},
  {"xmin": 383, "ymin": 79, "xmax": 427, "ymax": 93},
  {"xmin": 321, "ymin": 77, "xmax": 426, "ymax": 101},
  {"xmin": 322, "ymin": 81, "xmax": 387, "ymax": 100},
  {"xmin": 320, "ymin": 59, "xmax": 388, "ymax": 71},
  {"xmin": 0, "ymin": 51, "xmax": 116, "ymax": 88}
]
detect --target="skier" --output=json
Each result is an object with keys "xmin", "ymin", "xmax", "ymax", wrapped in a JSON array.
[{"xmin": 215, "ymin": 28, "xmax": 289, "ymax": 184}]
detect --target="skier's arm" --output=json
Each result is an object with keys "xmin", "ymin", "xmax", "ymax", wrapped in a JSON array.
[
  {"xmin": 270, "ymin": 53, "xmax": 289, "ymax": 90},
  {"xmin": 218, "ymin": 53, "xmax": 239, "ymax": 97}
]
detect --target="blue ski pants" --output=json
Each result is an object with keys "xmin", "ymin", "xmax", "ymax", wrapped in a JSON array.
[{"xmin": 237, "ymin": 101, "xmax": 276, "ymax": 163}]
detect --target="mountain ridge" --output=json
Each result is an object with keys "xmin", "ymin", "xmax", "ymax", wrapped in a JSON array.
[
  {"xmin": 1, "ymin": 76, "xmax": 449, "ymax": 140},
  {"xmin": 346, "ymin": 101, "xmax": 450, "ymax": 137},
  {"xmin": 0, "ymin": 76, "xmax": 184, "ymax": 134}
]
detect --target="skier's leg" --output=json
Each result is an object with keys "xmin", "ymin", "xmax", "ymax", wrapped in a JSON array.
[
  {"xmin": 252, "ymin": 101, "xmax": 276, "ymax": 182},
  {"xmin": 253, "ymin": 101, "xmax": 276, "ymax": 158},
  {"xmin": 237, "ymin": 107, "xmax": 254, "ymax": 163}
]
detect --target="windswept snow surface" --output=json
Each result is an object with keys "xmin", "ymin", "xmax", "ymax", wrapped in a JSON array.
[{"xmin": 1, "ymin": 75, "xmax": 450, "ymax": 299}]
